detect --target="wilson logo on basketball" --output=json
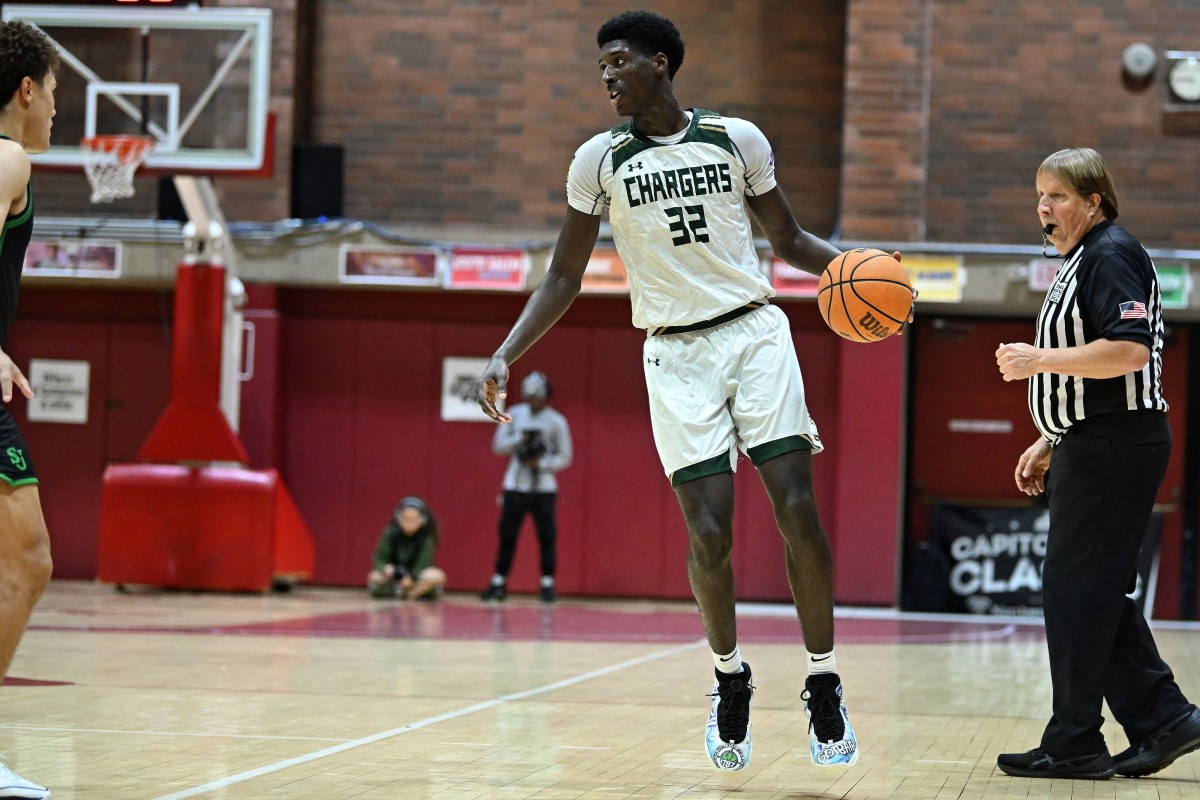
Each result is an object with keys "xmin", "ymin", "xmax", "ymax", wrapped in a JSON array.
[{"xmin": 857, "ymin": 311, "xmax": 892, "ymax": 339}]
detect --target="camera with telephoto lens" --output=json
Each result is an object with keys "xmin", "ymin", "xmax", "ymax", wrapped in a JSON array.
[{"xmin": 516, "ymin": 429, "xmax": 548, "ymax": 462}]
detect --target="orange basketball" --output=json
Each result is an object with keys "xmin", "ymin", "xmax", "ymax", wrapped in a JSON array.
[{"xmin": 817, "ymin": 248, "xmax": 913, "ymax": 342}]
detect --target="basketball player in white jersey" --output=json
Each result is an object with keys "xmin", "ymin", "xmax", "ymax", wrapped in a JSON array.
[{"xmin": 478, "ymin": 10, "xmax": 896, "ymax": 771}]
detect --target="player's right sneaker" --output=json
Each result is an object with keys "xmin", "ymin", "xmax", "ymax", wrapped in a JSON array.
[
  {"xmin": 704, "ymin": 662, "xmax": 754, "ymax": 771},
  {"xmin": 802, "ymin": 672, "xmax": 859, "ymax": 767},
  {"xmin": 0, "ymin": 758, "xmax": 50, "ymax": 799}
]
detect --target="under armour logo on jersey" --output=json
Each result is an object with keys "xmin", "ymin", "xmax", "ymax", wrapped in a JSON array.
[
  {"xmin": 646, "ymin": 357, "xmax": 660, "ymax": 366},
  {"xmin": 627, "ymin": 161, "xmax": 644, "ymax": 172}
]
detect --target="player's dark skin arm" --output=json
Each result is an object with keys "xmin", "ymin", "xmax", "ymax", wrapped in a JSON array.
[
  {"xmin": 477, "ymin": 208, "xmax": 601, "ymax": 421},
  {"xmin": 750, "ymin": 187, "xmax": 913, "ymax": 323},
  {"xmin": 747, "ymin": 188, "xmax": 842, "ymax": 276}
]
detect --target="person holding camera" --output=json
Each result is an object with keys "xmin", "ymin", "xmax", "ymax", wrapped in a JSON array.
[
  {"xmin": 481, "ymin": 371, "xmax": 573, "ymax": 602},
  {"xmin": 367, "ymin": 496, "xmax": 446, "ymax": 600}
]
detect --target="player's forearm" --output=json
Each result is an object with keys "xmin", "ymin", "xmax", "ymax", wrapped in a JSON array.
[
  {"xmin": 771, "ymin": 228, "xmax": 840, "ymax": 277},
  {"xmin": 493, "ymin": 270, "xmax": 581, "ymax": 363}
]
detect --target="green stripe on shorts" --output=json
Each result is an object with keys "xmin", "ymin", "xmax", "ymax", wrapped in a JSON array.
[
  {"xmin": 0, "ymin": 475, "xmax": 38, "ymax": 486},
  {"xmin": 670, "ymin": 451, "xmax": 732, "ymax": 488},
  {"xmin": 747, "ymin": 435, "xmax": 813, "ymax": 466}
]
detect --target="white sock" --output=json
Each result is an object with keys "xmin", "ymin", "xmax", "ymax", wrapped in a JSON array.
[
  {"xmin": 490, "ymin": 574, "xmax": 506, "ymax": 586},
  {"xmin": 807, "ymin": 649, "xmax": 836, "ymax": 675},
  {"xmin": 540, "ymin": 575, "xmax": 554, "ymax": 588},
  {"xmin": 713, "ymin": 645, "xmax": 743, "ymax": 675}
]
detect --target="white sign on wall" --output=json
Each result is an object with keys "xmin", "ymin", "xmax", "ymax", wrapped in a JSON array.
[
  {"xmin": 27, "ymin": 359, "xmax": 90, "ymax": 424},
  {"xmin": 441, "ymin": 357, "xmax": 501, "ymax": 422}
]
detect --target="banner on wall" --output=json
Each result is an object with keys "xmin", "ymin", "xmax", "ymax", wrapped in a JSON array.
[
  {"xmin": 580, "ymin": 249, "xmax": 629, "ymax": 293},
  {"xmin": 769, "ymin": 257, "xmax": 821, "ymax": 297},
  {"xmin": 905, "ymin": 254, "xmax": 964, "ymax": 303},
  {"xmin": 339, "ymin": 244, "xmax": 441, "ymax": 286},
  {"xmin": 925, "ymin": 504, "xmax": 1162, "ymax": 617},
  {"xmin": 441, "ymin": 356, "xmax": 497, "ymax": 422},
  {"xmin": 1155, "ymin": 262, "xmax": 1191, "ymax": 309},
  {"xmin": 446, "ymin": 248, "xmax": 527, "ymax": 291},
  {"xmin": 23, "ymin": 239, "xmax": 120, "ymax": 278}
]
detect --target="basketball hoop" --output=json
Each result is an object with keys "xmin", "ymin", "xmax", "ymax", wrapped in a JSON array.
[{"xmin": 81, "ymin": 135, "xmax": 155, "ymax": 204}]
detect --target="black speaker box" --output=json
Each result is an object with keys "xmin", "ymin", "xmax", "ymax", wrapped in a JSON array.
[
  {"xmin": 157, "ymin": 176, "xmax": 187, "ymax": 222},
  {"xmin": 291, "ymin": 142, "xmax": 344, "ymax": 220}
]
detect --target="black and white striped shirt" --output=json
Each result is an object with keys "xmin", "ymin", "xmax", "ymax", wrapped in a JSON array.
[{"xmin": 1029, "ymin": 221, "xmax": 1168, "ymax": 443}]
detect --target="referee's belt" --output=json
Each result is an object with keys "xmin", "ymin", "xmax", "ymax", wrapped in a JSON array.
[{"xmin": 649, "ymin": 300, "xmax": 767, "ymax": 337}]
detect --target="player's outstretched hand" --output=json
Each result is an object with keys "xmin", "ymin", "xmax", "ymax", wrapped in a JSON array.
[
  {"xmin": 0, "ymin": 349, "xmax": 32, "ymax": 403},
  {"xmin": 477, "ymin": 357, "xmax": 513, "ymax": 423}
]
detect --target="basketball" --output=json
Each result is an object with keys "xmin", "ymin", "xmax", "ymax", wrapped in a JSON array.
[{"xmin": 817, "ymin": 248, "xmax": 913, "ymax": 342}]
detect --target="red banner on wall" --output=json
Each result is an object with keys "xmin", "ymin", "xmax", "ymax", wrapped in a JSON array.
[{"xmin": 447, "ymin": 248, "xmax": 527, "ymax": 291}]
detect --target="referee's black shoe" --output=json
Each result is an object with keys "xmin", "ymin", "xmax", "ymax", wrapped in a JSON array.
[
  {"xmin": 996, "ymin": 746, "xmax": 1115, "ymax": 779},
  {"xmin": 1113, "ymin": 705, "xmax": 1200, "ymax": 778}
]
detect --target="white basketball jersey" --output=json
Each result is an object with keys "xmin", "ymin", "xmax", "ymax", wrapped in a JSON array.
[{"xmin": 566, "ymin": 109, "xmax": 777, "ymax": 329}]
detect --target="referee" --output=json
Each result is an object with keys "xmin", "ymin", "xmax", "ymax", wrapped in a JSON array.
[{"xmin": 994, "ymin": 147, "xmax": 1200, "ymax": 780}]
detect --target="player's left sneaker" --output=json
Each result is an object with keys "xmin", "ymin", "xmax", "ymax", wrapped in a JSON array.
[
  {"xmin": 0, "ymin": 757, "xmax": 50, "ymax": 799},
  {"xmin": 802, "ymin": 672, "xmax": 859, "ymax": 767},
  {"xmin": 704, "ymin": 662, "xmax": 754, "ymax": 771}
]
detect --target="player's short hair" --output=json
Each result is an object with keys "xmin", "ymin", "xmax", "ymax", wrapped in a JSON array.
[
  {"xmin": 597, "ymin": 10, "xmax": 685, "ymax": 80},
  {"xmin": 1038, "ymin": 147, "xmax": 1119, "ymax": 221},
  {"xmin": 0, "ymin": 21, "xmax": 59, "ymax": 113}
]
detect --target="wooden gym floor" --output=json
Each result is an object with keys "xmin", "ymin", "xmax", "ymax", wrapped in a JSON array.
[{"xmin": 2, "ymin": 581, "xmax": 1198, "ymax": 799}]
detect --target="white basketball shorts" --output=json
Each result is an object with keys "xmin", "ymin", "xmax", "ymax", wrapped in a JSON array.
[{"xmin": 642, "ymin": 303, "xmax": 823, "ymax": 485}]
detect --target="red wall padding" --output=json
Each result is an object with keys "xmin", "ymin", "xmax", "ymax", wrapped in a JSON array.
[
  {"xmin": 8, "ymin": 286, "xmax": 905, "ymax": 606},
  {"xmin": 907, "ymin": 316, "xmax": 1190, "ymax": 617},
  {"xmin": 274, "ymin": 290, "xmax": 871, "ymax": 602}
]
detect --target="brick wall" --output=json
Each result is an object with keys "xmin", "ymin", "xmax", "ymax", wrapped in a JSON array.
[
  {"xmin": 27, "ymin": 1, "xmax": 1200, "ymax": 250},
  {"xmin": 841, "ymin": 0, "xmax": 1200, "ymax": 248},
  {"xmin": 307, "ymin": 0, "xmax": 846, "ymax": 235}
]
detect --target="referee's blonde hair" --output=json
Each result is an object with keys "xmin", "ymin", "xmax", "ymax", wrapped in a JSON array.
[{"xmin": 1038, "ymin": 147, "xmax": 1119, "ymax": 221}]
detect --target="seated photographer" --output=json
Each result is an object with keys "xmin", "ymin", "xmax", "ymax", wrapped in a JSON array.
[
  {"xmin": 482, "ymin": 371, "xmax": 573, "ymax": 602},
  {"xmin": 367, "ymin": 496, "xmax": 446, "ymax": 600}
]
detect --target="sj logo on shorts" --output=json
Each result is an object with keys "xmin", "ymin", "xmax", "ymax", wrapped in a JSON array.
[{"xmin": 6, "ymin": 447, "xmax": 26, "ymax": 471}]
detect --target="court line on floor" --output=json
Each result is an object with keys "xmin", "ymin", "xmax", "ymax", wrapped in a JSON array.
[
  {"xmin": 151, "ymin": 638, "xmax": 707, "ymax": 800},
  {"xmin": 0, "ymin": 724, "xmax": 347, "ymax": 742}
]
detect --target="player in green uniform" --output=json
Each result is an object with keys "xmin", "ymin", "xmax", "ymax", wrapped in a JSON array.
[{"xmin": 0, "ymin": 19, "xmax": 58, "ymax": 800}]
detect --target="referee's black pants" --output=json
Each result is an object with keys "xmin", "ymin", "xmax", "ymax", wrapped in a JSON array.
[{"xmin": 1040, "ymin": 411, "xmax": 1190, "ymax": 757}]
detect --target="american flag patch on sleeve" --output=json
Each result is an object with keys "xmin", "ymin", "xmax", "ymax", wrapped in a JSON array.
[{"xmin": 1119, "ymin": 300, "xmax": 1148, "ymax": 319}]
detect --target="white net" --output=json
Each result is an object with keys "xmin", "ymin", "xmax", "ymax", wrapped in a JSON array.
[{"xmin": 81, "ymin": 135, "xmax": 154, "ymax": 204}]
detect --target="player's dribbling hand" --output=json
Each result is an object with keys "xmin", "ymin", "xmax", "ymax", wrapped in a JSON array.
[
  {"xmin": 890, "ymin": 251, "xmax": 918, "ymax": 334},
  {"xmin": 477, "ymin": 357, "xmax": 513, "ymax": 423}
]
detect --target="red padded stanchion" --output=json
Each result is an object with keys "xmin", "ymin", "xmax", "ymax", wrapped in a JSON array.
[{"xmin": 98, "ymin": 260, "xmax": 314, "ymax": 591}]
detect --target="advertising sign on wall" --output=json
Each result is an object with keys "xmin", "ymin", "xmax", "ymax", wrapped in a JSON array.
[
  {"xmin": 446, "ymin": 248, "xmax": 527, "ymax": 291},
  {"xmin": 926, "ymin": 504, "xmax": 1162, "ymax": 617},
  {"xmin": 24, "ymin": 240, "xmax": 120, "ymax": 278},
  {"xmin": 339, "ymin": 245, "xmax": 441, "ymax": 286}
]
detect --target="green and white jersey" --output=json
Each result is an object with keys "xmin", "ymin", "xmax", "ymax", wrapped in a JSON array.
[{"xmin": 566, "ymin": 109, "xmax": 776, "ymax": 330}]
